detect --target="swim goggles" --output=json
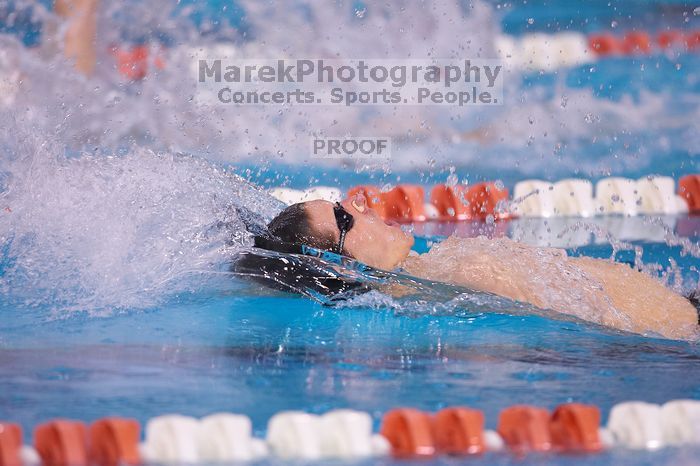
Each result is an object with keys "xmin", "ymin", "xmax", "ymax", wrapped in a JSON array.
[
  {"xmin": 252, "ymin": 236, "xmax": 369, "ymax": 273},
  {"xmin": 333, "ymin": 202, "xmax": 355, "ymax": 254}
]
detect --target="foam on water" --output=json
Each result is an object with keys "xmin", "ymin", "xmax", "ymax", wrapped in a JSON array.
[{"xmin": 0, "ymin": 118, "xmax": 281, "ymax": 313}]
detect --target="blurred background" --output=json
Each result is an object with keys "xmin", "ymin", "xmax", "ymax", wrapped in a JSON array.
[{"xmin": 0, "ymin": 0, "xmax": 698, "ymax": 188}]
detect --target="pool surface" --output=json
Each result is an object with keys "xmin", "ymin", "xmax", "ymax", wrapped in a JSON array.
[
  {"xmin": 1, "ymin": 0, "xmax": 700, "ymax": 464},
  {"xmin": 2, "ymin": 216, "xmax": 700, "ymax": 465}
]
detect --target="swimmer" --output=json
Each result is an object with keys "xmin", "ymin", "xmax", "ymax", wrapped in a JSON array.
[
  {"xmin": 254, "ymin": 194, "xmax": 699, "ymax": 340},
  {"xmin": 55, "ymin": 0, "xmax": 98, "ymax": 75}
]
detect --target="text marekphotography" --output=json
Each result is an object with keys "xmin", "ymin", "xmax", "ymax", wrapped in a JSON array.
[{"xmin": 196, "ymin": 58, "xmax": 503, "ymax": 106}]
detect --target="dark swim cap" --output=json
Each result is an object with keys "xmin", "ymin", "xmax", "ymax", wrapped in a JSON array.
[{"xmin": 231, "ymin": 233, "xmax": 371, "ymax": 304}]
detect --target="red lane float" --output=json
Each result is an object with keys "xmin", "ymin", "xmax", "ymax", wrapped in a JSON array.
[
  {"xmin": 550, "ymin": 404, "xmax": 602, "ymax": 453},
  {"xmin": 110, "ymin": 45, "xmax": 149, "ymax": 80},
  {"xmin": 89, "ymin": 418, "xmax": 141, "ymax": 466},
  {"xmin": 658, "ymin": 30, "xmax": 685, "ymax": 48},
  {"xmin": 430, "ymin": 185, "xmax": 470, "ymax": 220},
  {"xmin": 347, "ymin": 185, "xmax": 426, "ymax": 222},
  {"xmin": 622, "ymin": 31, "xmax": 651, "ymax": 54},
  {"xmin": 433, "ymin": 407, "xmax": 485, "ymax": 455},
  {"xmin": 380, "ymin": 407, "xmax": 487, "ymax": 458},
  {"xmin": 34, "ymin": 420, "xmax": 88, "ymax": 466},
  {"xmin": 686, "ymin": 31, "xmax": 700, "ymax": 50},
  {"xmin": 109, "ymin": 45, "xmax": 166, "ymax": 80},
  {"xmin": 588, "ymin": 30, "xmax": 700, "ymax": 56},
  {"xmin": 0, "ymin": 423, "xmax": 22, "ymax": 466},
  {"xmin": 382, "ymin": 185, "xmax": 426, "ymax": 222},
  {"xmin": 678, "ymin": 175, "xmax": 700, "ymax": 212},
  {"xmin": 379, "ymin": 409, "xmax": 435, "ymax": 458},
  {"xmin": 467, "ymin": 182, "xmax": 510, "ymax": 220},
  {"xmin": 497, "ymin": 406, "xmax": 552, "ymax": 453},
  {"xmin": 430, "ymin": 182, "xmax": 509, "ymax": 221},
  {"xmin": 588, "ymin": 33, "xmax": 621, "ymax": 56}
]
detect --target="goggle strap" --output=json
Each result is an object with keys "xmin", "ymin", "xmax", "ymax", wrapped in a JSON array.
[{"xmin": 336, "ymin": 229, "xmax": 347, "ymax": 254}]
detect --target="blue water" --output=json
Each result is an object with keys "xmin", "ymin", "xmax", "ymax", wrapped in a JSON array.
[
  {"xmin": 1, "ymin": 0, "xmax": 700, "ymax": 464},
  {"xmin": 2, "ymin": 217, "xmax": 700, "ymax": 466}
]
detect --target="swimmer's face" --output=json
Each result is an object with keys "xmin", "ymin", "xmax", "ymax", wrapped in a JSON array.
[{"xmin": 304, "ymin": 195, "xmax": 414, "ymax": 270}]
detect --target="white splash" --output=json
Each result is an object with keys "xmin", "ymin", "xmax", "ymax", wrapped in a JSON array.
[{"xmin": 0, "ymin": 117, "xmax": 280, "ymax": 313}]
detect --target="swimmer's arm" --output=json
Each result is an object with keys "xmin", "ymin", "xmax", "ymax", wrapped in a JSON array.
[
  {"xmin": 570, "ymin": 256, "xmax": 698, "ymax": 339},
  {"xmin": 400, "ymin": 237, "xmax": 548, "ymax": 306},
  {"xmin": 54, "ymin": 0, "xmax": 98, "ymax": 75}
]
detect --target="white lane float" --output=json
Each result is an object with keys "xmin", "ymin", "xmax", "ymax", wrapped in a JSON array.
[
  {"xmin": 552, "ymin": 179, "xmax": 595, "ymax": 217},
  {"xmin": 554, "ymin": 32, "xmax": 592, "ymax": 67},
  {"xmin": 142, "ymin": 415, "xmax": 201, "ymax": 463},
  {"xmin": 496, "ymin": 32, "xmax": 591, "ymax": 71},
  {"xmin": 303, "ymin": 186, "xmax": 343, "ymax": 203},
  {"xmin": 199, "ymin": 413, "xmax": 267, "ymax": 462},
  {"xmin": 268, "ymin": 187, "xmax": 305, "ymax": 205},
  {"xmin": 636, "ymin": 176, "xmax": 688, "ymax": 215},
  {"xmin": 266, "ymin": 410, "xmax": 388, "ymax": 460},
  {"xmin": 483, "ymin": 429, "xmax": 505, "ymax": 451},
  {"xmin": 512, "ymin": 180, "xmax": 556, "ymax": 217},
  {"xmin": 423, "ymin": 202, "xmax": 441, "ymax": 220},
  {"xmin": 661, "ymin": 399, "xmax": 700, "ymax": 445},
  {"xmin": 266, "ymin": 411, "xmax": 324, "ymax": 460},
  {"xmin": 494, "ymin": 35, "xmax": 519, "ymax": 69},
  {"xmin": 595, "ymin": 177, "xmax": 639, "ymax": 216},
  {"xmin": 19, "ymin": 445, "xmax": 40, "ymax": 466},
  {"xmin": 607, "ymin": 402, "xmax": 665, "ymax": 450},
  {"xmin": 522, "ymin": 33, "xmax": 557, "ymax": 71},
  {"xmin": 319, "ymin": 409, "xmax": 388, "ymax": 458},
  {"xmin": 269, "ymin": 186, "xmax": 343, "ymax": 205}
]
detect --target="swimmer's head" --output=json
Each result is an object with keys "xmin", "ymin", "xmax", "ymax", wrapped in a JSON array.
[{"xmin": 266, "ymin": 194, "xmax": 414, "ymax": 270}]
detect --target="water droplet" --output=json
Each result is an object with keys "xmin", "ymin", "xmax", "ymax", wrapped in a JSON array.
[
  {"xmin": 527, "ymin": 18, "xmax": 534, "ymax": 25},
  {"xmin": 560, "ymin": 95, "xmax": 568, "ymax": 108},
  {"xmin": 611, "ymin": 20, "xmax": 618, "ymax": 28},
  {"xmin": 354, "ymin": 7, "xmax": 367, "ymax": 18},
  {"xmin": 528, "ymin": 116, "xmax": 535, "ymax": 125},
  {"xmin": 446, "ymin": 172, "xmax": 458, "ymax": 187},
  {"xmin": 694, "ymin": 6, "xmax": 700, "ymax": 15}
]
